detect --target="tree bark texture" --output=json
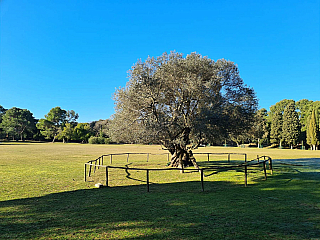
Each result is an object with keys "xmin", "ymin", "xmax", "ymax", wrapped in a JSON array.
[{"xmin": 168, "ymin": 145, "xmax": 199, "ymax": 171}]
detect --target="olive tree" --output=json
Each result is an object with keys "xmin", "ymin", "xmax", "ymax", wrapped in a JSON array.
[{"xmin": 111, "ymin": 52, "xmax": 257, "ymax": 169}]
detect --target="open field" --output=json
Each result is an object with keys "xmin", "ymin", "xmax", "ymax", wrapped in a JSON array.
[{"xmin": 1, "ymin": 142, "xmax": 320, "ymax": 239}]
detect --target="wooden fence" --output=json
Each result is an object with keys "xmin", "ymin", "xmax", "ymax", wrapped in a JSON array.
[{"xmin": 84, "ymin": 153, "xmax": 272, "ymax": 192}]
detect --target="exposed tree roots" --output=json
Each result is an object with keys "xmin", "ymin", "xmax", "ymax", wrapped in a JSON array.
[{"xmin": 168, "ymin": 148, "xmax": 200, "ymax": 172}]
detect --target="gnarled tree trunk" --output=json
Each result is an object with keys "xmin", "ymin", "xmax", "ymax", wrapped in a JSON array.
[{"xmin": 166, "ymin": 144, "xmax": 200, "ymax": 172}]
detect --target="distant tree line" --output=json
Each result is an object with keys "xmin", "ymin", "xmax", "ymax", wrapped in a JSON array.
[
  {"xmin": 0, "ymin": 99, "xmax": 319, "ymax": 150},
  {"xmin": 235, "ymin": 99, "xmax": 320, "ymax": 150},
  {"xmin": 0, "ymin": 106, "xmax": 111, "ymax": 144}
]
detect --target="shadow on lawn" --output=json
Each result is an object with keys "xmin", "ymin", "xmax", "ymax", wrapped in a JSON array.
[
  {"xmin": 274, "ymin": 158, "xmax": 320, "ymax": 168},
  {"xmin": 1, "ymin": 169, "xmax": 320, "ymax": 239}
]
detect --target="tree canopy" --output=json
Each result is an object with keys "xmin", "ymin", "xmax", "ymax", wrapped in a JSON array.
[
  {"xmin": 36, "ymin": 107, "xmax": 79, "ymax": 143},
  {"xmin": 307, "ymin": 109, "xmax": 319, "ymax": 150},
  {"xmin": 282, "ymin": 102, "xmax": 300, "ymax": 148},
  {"xmin": 112, "ymin": 52, "xmax": 258, "ymax": 167},
  {"xmin": 0, "ymin": 107, "xmax": 36, "ymax": 141}
]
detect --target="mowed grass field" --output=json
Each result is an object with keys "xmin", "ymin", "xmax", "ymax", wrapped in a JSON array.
[{"xmin": 0, "ymin": 142, "xmax": 319, "ymax": 239}]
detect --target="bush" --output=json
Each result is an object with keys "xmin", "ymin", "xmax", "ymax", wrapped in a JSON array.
[
  {"xmin": 88, "ymin": 137, "xmax": 102, "ymax": 144},
  {"xmin": 88, "ymin": 136, "xmax": 112, "ymax": 144}
]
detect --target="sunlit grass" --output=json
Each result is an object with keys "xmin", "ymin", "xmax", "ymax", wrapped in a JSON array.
[{"xmin": 0, "ymin": 142, "xmax": 319, "ymax": 239}]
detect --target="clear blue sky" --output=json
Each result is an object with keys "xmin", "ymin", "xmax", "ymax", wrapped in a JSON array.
[{"xmin": 1, "ymin": 0, "xmax": 319, "ymax": 123}]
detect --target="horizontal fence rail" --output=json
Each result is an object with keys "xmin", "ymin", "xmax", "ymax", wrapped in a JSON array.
[{"xmin": 84, "ymin": 153, "xmax": 272, "ymax": 192}]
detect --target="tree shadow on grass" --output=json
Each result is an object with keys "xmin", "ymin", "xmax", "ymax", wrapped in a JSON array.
[
  {"xmin": 274, "ymin": 158, "xmax": 320, "ymax": 169},
  {"xmin": 197, "ymin": 160, "xmax": 255, "ymax": 177},
  {"xmin": 1, "ymin": 165, "xmax": 320, "ymax": 239}
]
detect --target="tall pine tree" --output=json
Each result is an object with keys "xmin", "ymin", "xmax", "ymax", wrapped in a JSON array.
[
  {"xmin": 282, "ymin": 102, "xmax": 300, "ymax": 149},
  {"xmin": 307, "ymin": 109, "xmax": 319, "ymax": 150},
  {"xmin": 270, "ymin": 109, "xmax": 283, "ymax": 147}
]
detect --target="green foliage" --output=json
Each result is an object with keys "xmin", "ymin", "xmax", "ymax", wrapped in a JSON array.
[
  {"xmin": 296, "ymin": 99, "xmax": 313, "ymax": 132},
  {"xmin": 57, "ymin": 122, "xmax": 75, "ymax": 142},
  {"xmin": 37, "ymin": 107, "xmax": 67, "ymax": 142},
  {"xmin": 250, "ymin": 108, "xmax": 270, "ymax": 146},
  {"xmin": 112, "ymin": 51, "xmax": 257, "ymax": 148},
  {"xmin": 296, "ymin": 100, "xmax": 320, "ymax": 145},
  {"xmin": 269, "ymin": 99, "xmax": 295, "ymax": 116},
  {"xmin": 88, "ymin": 136, "xmax": 111, "ymax": 144},
  {"xmin": 46, "ymin": 106, "xmax": 67, "ymax": 124},
  {"xmin": 37, "ymin": 107, "xmax": 79, "ymax": 142},
  {"xmin": 74, "ymin": 123, "xmax": 92, "ymax": 143},
  {"xmin": 89, "ymin": 119, "xmax": 110, "ymax": 137},
  {"xmin": 0, "ymin": 105, "xmax": 7, "ymax": 138},
  {"xmin": 270, "ymin": 109, "xmax": 282, "ymax": 145},
  {"xmin": 307, "ymin": 109, "xmax": 319, "ymax": 150},
  {"xmin": 65, "ymin": 110, "xmax": 79, "ymax": 126},
  {"xmin": 0, "ymin": 105, "xmax": 6, "ymax": 121},
  {"xmin": 36, "ymin": 118, "xmax": 55, "ymax": 140},
  {"xmin": 0, "ymin": 107, "xmax": 36, "ymax": 140},
  {"xmin": 282, "ymin": 102, "xmax": 300, "ymax": 148}
]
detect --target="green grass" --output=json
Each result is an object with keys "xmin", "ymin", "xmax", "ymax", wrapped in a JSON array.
[{"xmin": 0, "ymin": 142, "xmax": 320, "ymax": 239}]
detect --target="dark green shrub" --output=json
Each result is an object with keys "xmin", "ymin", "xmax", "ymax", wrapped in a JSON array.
[
  {"xmin": 88, "ymin": 137, "xmax": 101, "ymax": 144},
  {"xmin": 89, "ymin": 136, "xmax": 112, "ymax": 144}
]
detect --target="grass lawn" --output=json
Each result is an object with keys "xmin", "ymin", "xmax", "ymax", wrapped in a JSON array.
[{"xmin": 0, "ymin": 142, "xmax": 319, "ymax": 239}]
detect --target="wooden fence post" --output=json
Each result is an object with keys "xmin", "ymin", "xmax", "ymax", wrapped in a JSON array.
[
  {"xmin": 101, "ymin": 155, "xmax": 104, "ymax": 165},
  {"xmin": 127, "ymin": 153, "xmax": 129, "ymax": 162},
  {"xmin": 105, "ymin": 167, "xmax": 109, "ymax": 187},
  {"xmin": 84, "ymin": 164, "xmax": 87, "ymax": 182},
  {"xmin": 244, "ymin": 165, "xmax": 248, "ymax": 187},
  {"xmin": 263, "ymin": 161, "xmax": 267, "ymax": 180},
  {"xmin": 89, "ymin": 163, "xmax": 92, "ymax": 177},
  {"xmin": 228, "ymin": 154, "xmax": 230, "ymax": 162},
  {"xmin": 147, "ymin": 153, "xmax": 149, "ymax": 162},
  {"xmin": 269, "ymin": 158, "xmax": 273, "ymax": 175},
  {"xmin": 200, "ymin": 169, "xmax": 204, "ymax": 191},
  {"xmin": 110, "ymin": 154, "xmax": 112, "ymax": 164},
  {"xmin": 94, "ymin": 160, "xmax": 97, "ymax": 173},
  {"xmin": 245, "ymin": 154, "xmax": 247, "ymax": 162},
  {"xmin": 207, "ymin": 153, "xmax": 210, "ymax": 162},
  {"xmin": 257, "ymin": 155, "xmax": 259, "ymax": 162},
  {"xmin": 146, "ymin": 170, "xmax": 150, "ymax": 192}
]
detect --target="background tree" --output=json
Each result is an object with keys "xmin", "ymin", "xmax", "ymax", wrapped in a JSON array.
[
  {"xmin": 269, "ymin": 99, "xmax": 295, "ymax": 116},
  {"xmin": 229, "ymin": 132, "xmax": 250, "ymax": 147},
  {"xmin": 296, "ymin": 100, "xmax": 320, "ymax": 146},
  {"xmin": 307, "ymin": 109, "xmax": 319, "ymax": 150},
  {"xmin": 296, "ymin": 99, "xmax": 313, "ymax": 145},
  {"xmin": 0, "ymin": 105, "xmax": 7, "ymax": 139},
  {"xmin": 65, "ymin": 110, "xmax": 79, "ymax": 126},
  {"xmin": 74, "ymin": 123, "xmax": 92, "ymax": 143},
  {"xmin": 0, "ymin": 105, "xmax": 6, "ymax": 121},
  {"xmin": 112, "ymin": 52, "xmax": 257, "ymax": 168},
  {"xmin": 37, "ymin": 107, "xmax": 78, "ymax": 142},
  {"xmin": 57, "ymin": 122, "xmax": 74, "ymax": 143},
  {"xmin": 282, "ymin": 102, "xmax": 300, "ymax": 149},
  {"xmin": 0, "ymin": 107, "xmax": 36, "ymax": 141},
  {"xmin": 270, "ymin": 109, "xmax": 283, "ymax": 147},
  {"xmin": 57, "ymin": 110, "xmax": 79, "ymax": 142},
  {"xmin": 250, "ymin": 108, "xmax": 270, "ymax": 147},
  {"xmin": 268, "ymin": 100, "xmax": 295, "ymax": 148},
  {"xmin": 37, "ymin": 107, "xmax": 67, "ymax": 142},
  {"xmin": 90, "ymin": 119, "xmax": 110, "ymax": 138}
]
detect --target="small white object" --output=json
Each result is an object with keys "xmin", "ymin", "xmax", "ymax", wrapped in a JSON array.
[{"xmin": 95, "ymin": 183, "xmax": 103, "ymax": 188}]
